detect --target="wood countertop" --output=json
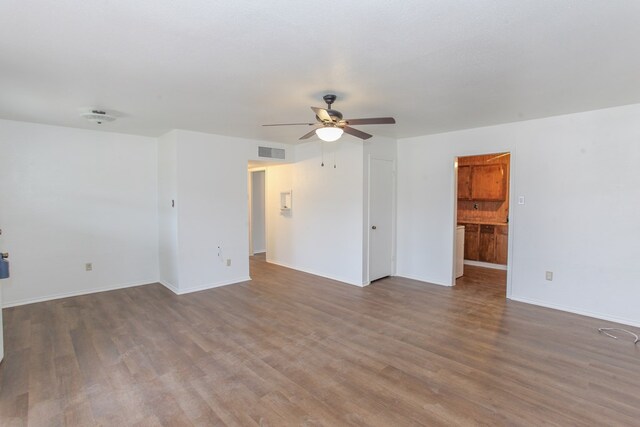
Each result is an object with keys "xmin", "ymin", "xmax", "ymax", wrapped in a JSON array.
[{"xmin": 457, "ymin": 221, "xmax": 508, "ymax": 226}]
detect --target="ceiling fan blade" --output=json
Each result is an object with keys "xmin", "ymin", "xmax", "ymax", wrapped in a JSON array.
[
  {"xmin": 262, "ymin": 122, "xmax": 315, "ymax": 127},
  {"xmin": 343, "ymin": 126, "xmax": 373, "ymax": 140},
  {"xmin": 345, "ymin": 117, "xmax": 396, "ymax": 125},
  {"xmin": 311, "ymin": 107, "xmax": 333, "ymax": 123},
  {"xmin": 299, "ymin": 128, "xmax": 319, "ymax": 140}
]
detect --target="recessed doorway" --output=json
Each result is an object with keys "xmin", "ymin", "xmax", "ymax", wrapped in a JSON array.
[
  {"xmin": 249, "ymin": 169, "xmax": 266, "ymax": 257},
  {"xmin": 454, "ymin": 152, "xmax": 511, "ymax": 296}
]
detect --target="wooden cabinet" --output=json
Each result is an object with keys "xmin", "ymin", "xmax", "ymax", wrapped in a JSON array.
[
  {"xmin": 460, "ymin": 222, "xmax": 508, "ymax": 265},
  {"xmin": 458, "ymin": 164, "xmax": 506, "ymax": 201},
  {"xmin": 463, "ymin": 223, "xmax": 479, "ymax": 260},
  {"xmin": 495, "ymin": 225, "xmax": 508, "ymax": 265},
  {"xmin": 478, "ymin": 225, "xmax": 496, "ymax": 262},
  {"xmin": 457, "ymin": 166, "xmax": 472, "ymax": 200},
  {"xmin": 472, "ymin": 165, "xmax": 506, "ymax": 200}
]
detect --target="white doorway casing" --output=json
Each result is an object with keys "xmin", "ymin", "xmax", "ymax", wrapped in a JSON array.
[
  {"xmin": 249, "ymin": 170, "xmax": 266, "ymax": 255},
  {"xmin": 452, "ymin": 152, "xmax": 514, "ymax": 298},
  {"xmin": 0, "ymin": 285, "xmax": 3, "ymax": 363},
  {"xmin": 368, "ymin": 158, "xmax": 395, "ymax": 282}
]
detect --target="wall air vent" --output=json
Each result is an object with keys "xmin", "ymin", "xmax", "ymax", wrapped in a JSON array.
[{"xmin": 258, "ymin": 147, "xmax": 285, "ymax": 159}]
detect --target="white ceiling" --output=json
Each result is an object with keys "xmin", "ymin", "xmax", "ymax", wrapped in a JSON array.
[{"xmin": 2, "ymin": 1, "xmax": 640, "ymax": 143}]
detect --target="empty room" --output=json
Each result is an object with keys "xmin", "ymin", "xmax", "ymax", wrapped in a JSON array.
[{"xmin": 1, "ymin": 1, "xmax": 640, "ymax": 425}]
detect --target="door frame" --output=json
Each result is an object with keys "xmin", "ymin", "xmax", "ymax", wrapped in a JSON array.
[
  {"xmin": 452, "ymin": 151, "xmax": 515, "ymax": 298},
  {"xmin": 0, "ymin": 284, "xmax": 3, "ymax": 363},
  {"xmin": 248, "ymin": 167, "xmax": 267, "ymax": 257},
  {"xmin": 366, "ymin": 156, "xmax": 397, "ymax": 285}
]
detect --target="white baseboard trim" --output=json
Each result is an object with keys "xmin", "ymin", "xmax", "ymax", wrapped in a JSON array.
[
  {"xmin": 159, "ymin": 280, "xmax": 179, "ymax": 294},
  {"xmin": 161, "ymin": 276, "xmax": 252, "ymax": 296},
  {"xmin": 2, "ymin": 279, "xmax": 158, "ymax": 308},
  {"xmin": 265, "ymin": 259, "xmax": 364, "ymax": 287},
  {"xmin": 393, "ymin": 273, "xmax": 452, "ymax": 287},
  {"xmin": 464, "ymin": 260, "xmax": 507, "ymax": 270},
  {"xmin": 509, "ymin": 296, "xmax": 640, "ymax": 328}
]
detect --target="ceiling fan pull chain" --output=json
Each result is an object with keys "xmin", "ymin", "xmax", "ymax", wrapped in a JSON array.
[
  {"xmin": 333, "ymin": 144, "xmax": 337, "ymax": 168},
  {"xmin": 321, "ymin": 142, "xmax": 325, "ymax": 167}
]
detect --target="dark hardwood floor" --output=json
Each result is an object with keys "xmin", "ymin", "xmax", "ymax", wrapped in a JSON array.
[{"xmin": 1, "ymin": 256, "xmax": 640, "ymax": 426}]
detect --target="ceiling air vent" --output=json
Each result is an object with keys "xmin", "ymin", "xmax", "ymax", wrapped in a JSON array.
[
  {"xmin": 81, "ymin": 109, "xmax": 116, "ymax": 124},
  {"xmin": 258, "ymin": 147, "xmax": 285, "ymax": 159}
]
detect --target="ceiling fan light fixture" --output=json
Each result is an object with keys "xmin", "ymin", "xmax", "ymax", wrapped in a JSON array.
[{"xmin": 316, "ymin": 126, "xmax": 343, "ymax": 142}]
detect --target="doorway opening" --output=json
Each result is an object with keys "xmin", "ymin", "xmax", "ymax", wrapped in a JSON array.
[
  {"xmin": 454, "ymin": 152, "xmax": 510, "ymax": 297},
  {"xmin": 249, "ymin": 169, "xmax": 266, "ymax": 259}
]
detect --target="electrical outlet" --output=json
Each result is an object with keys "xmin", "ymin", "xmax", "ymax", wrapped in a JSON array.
[
  {"xmin": 85, "ymin": 262, "xmax": 93, "ymax": 272},
  {"xmin": 226, "ymin": 259, "xmax": 231, "ymax": 267},
  {"xmin": 545, "ymin": 271, "xmax": 553, "ymax": 281}
]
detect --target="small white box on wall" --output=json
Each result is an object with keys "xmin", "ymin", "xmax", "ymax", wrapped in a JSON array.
[{"xmin": 280, "ymin": 191, "xmax": 292, "ymax": 212}]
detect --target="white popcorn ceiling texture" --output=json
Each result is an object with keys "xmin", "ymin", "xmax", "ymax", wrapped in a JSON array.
[{"xmin": 1, "ymin": 0, "xmax": 640, "ymax": 142}]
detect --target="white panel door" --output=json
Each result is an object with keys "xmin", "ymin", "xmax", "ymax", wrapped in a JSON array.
[{"xmin": 369, "ymin": 158, "xmax": 394, "ymax": 281}]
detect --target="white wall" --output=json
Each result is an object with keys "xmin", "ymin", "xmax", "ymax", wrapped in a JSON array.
[
  {"xmin": 265, "ymin": 140, "xmax": 366, "ymax": 286},
  {"xmin": 157, "ymin": 130, "xmax": 289, "ymax": 294},
  {"xmin": 174, "ymin": 130, "xmax": 252, "ymax": 292},
  {"xmin": 0, "ymin": 119, "xmax": 159, "ymax": 306},
  {"xmin": 397, "ymin": 103, "xmax": 640, "ymax": 326},
  {"xmin": 157, "ymin": 130, "xmax": 179, "ymax": 288},
  {"xmin": 250, "ymin": 170, "xmax": 266, "ymax": 254}
]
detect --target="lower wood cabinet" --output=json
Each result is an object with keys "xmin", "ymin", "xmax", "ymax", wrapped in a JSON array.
[
  {"xmin": 479, "ymin": 225, "xmax": 496, "ymax": 263},
  {"xmin": 463, "ymin": 223, "xmax": 479, "ymax": 260},
  {"xmin": 460, "ymin": 222, "xmax": 508, "ymax": 265},
  {"xmin": 495, "ymin": 225, "xmax": 508, "ymax": 265}
]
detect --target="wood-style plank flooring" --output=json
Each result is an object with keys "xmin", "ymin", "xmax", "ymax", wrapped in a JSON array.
[{"xmin": 2, "ymin": 255, "xmax": 640, "ymax": 426}]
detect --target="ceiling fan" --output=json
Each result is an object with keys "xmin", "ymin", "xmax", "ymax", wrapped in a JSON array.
[{"xmin": 263, "ymin": 94, "xmax": 396, "ymax": 142}]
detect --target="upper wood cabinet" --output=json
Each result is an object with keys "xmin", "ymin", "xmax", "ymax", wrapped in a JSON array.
[
  {"xmin": 472, "ymin": 165, "xmax": 506, "ymax": 200},
  {"xmin": 458, "ymin": 164, "xmax": 506, "ymax": 201},
  {"xmin": 457, "ymin": 166, "xmax": 472, "ymax": 200}
]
